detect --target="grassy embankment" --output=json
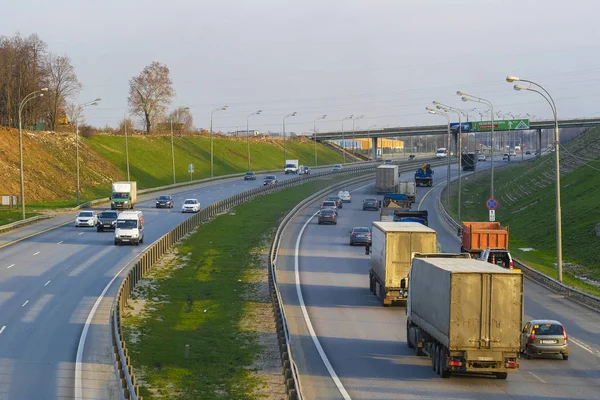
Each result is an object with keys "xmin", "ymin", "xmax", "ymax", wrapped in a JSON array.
[
  {"xmin": 122, "ymin": 172, "xmax": 368, "ymax": 399},
  {"xmin": 0, "ymin": 210, "xmax": 39, "ymax": 226},
  {"xmin": 448, "ymin": 127, "xmax": 600, "ymax": 296}
]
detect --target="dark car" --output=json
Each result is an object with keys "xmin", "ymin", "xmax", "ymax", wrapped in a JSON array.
[
  {"xmin": 327, "ymin": 196, "xmax": 343, "ymax": 209},
  {"xmin": 349, "ymin": 227, "xmax": 371, "ymax": 245},
  {"xmin": 155, "ymin": 195, "xmax": 174, "ymax": 208},
  {"xmin": 320, "ymin": 201, "xmax": 338, "ymax": 215},
  {"xmin": 318, "ymin": 208, "xmax": 337, "ymax": 225},
  {"xmin": 384, "ymin": 159, "xmax": 392, "ymax": 164},
  {"xmin": 521, "ymin": 319, "xmax": 569, "ymax": 360},
  {"xmin": 263, "ymin": 175, "xmax": 278, "ymax": 185},
  {"xmin": 302, "ymin": 166, "xmax": 311, "ymax": 175},
  {"xmin": 525, "ymin": 150, "xmax": 531, "ymax": 155},
  {"xmin": 362, "ymin": 198, "xmax": 380, "ymax": 211},
  {"xmin": 408, "ymin": 154, "xmax": 416, "ymax": 160},
  {"xmin": 96, "ymin": 210, "xmax": 119, "ymax": 232},
  {"xmin": 244, "ymin": 172, "xmax": 257, "ymax": 180}
]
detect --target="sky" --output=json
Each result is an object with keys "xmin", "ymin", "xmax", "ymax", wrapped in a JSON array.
[{"xmin": 4, "ymin": 0, "xmax": 600, "ymax": 133}]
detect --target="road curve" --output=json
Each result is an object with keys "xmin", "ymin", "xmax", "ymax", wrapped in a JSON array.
[
  {"xmin": 0, "ymin": 167, "xmax": 342, "ymax": 400},
  {"xmin": 277, "ymin": 159, "xmax": 600, "ymax": 400}
]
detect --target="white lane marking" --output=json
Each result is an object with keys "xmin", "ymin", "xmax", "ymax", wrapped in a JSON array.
[
  {"xmin": 75, "ymin": 244, "xmax": 150, "ymax": 399},
  {"xmin": 21, "ymin": 300, "xmax": 29, "ymax": 307},
  {"xmin": 44, "ymin": 280, "xmax": 51, "ymax": 286},
  {"xmin": 78, "ymin": 232, "xmax": 84, "ymax": 236},
  {"xmin": 569, "ymin": 337, "xmax": 598, "ymax": 357},
  {"xmin": 57, "ymin": 241, "xmax": 63, "ymax": 244},
  {"xmin": 0, "ymin": 326, "xmax": 5, "ymax": 335},
  {"xmin": 529, "ymin": 372, "xmax": 546, "ymax": 383},
  {"xmin": 7, "ymin": 264, "xmax": 14, "ymax": 269},
  {"xmin": 33, "ymin": 252, "xmax": 40, "ymax": 256},
  {"xmin": 295, "ymin": 210, "xmax": 352, "ymax": 400}
]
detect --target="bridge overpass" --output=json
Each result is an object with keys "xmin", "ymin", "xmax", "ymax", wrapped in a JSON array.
[{"xmin": 312, "ymin": 117, "xmax": 600, "ymax": 159}]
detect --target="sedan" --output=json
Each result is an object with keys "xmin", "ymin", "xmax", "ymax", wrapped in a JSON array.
[
  {"xmin": 521, "ymin": 319, "xmax": 569, "ymax": 360},
  {"xmin": 75, "ymin": 211, "xmax": 97, "ymax": 227},
  {"xmin": 155, "ymin": 195, "xmax": 174, "ymax": 208},
  {"xmin": 477, "ymin": 154, "xmax": 486, "ymax": 161},
  {"xmin": 327, "ymin": 196, "xmax": 343, "ymax": 209},
  {"xmin": 525, "ymin": 150, "xmax": 531, "ymax": 155},
  {"xmin": 350, "ymin": 227, "xmax": 371, "ymax": 245},
  {"xmin": 321, "ymin": 201, "xmax": 338, "ymax": 215},
  {"xmin": 318, "ymin": 208, "xmax": 337, "ymax": 225},
  {"xmin": 362, "ymin": 198, "xmax": 380, "ymax": 211},
  {"xmin": 244, "ymin": 172, "xmax": 257, "ymax": 180},
  {"xmin": 338, "ymin": 190, "xmax": 351, "ymax": 203},
  {"xmin": 301, "ymin": 166, "xmax": 311, "ymax": 175},
  {"xmin": 502, "ymin": 153, "xmax": 510, "ymax": 161},
  {"xmin": 182, "ymin": 199, "xmax": 201, "ymax": 213},
  {"xmin": 383, "ymin": 159, "xmax": 392, "ymax": 164},
  {"xmin": 263, "ymin": 175, "xmax": 278, "ymax": 185},
  {"xmin": 332, "ymin": 164, "xmax": 343, "ymax": 171}
]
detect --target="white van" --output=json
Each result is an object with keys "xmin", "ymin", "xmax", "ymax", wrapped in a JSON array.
[
  {"xmin": 114, "ymin": 210, "xmax": 145, "ymax": 246},
  {"xmin": 435, "ymin": 148, "xmax": 448, "ymax": 158}
]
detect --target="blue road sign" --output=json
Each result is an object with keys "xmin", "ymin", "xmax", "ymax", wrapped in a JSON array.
[{"xmin": 486, "ymin": 198, "xmax": 498, "ymax": 210}]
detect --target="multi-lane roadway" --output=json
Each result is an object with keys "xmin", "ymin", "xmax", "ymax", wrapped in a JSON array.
[{"xmin": 277, "ymin": 157, "xmax": 600, "ymax": 399}]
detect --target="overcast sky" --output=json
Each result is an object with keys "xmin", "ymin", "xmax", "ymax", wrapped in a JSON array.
[{"xmin": 5, "ymin": 0, "xmax": 600, "ymax": 133}]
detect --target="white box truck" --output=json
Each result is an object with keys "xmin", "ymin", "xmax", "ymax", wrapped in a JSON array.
[
  {"xmin": 111, "ymin": 181, "xmax": 137, "ymax": 210},
  {"xmin": 406, "ymin": 255, "xmax": 523, "ymax": 379},
  {"xmin": 366, "ymin": 221, "xmax": 437, "ymax": 306},
  {"xmin": 284, "ymin": 159, "xmax": 299, "ymax": 174},
  {"xmin": 114, "ymin": 210, "xmax": 145, "ymax": 245},
  {"xmin": 375, "ymin": 165, "xmax": 399, "ymax": 194}
]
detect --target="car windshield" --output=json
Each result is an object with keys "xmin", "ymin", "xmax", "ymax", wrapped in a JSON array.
[
  {"xmin": 246, "ymin": 172, "xmax": 254, "ymax": 175},
  {"xmin": 158, "ymin": 196, "xmax": 171, "ymax": 200},
  {"xmin": 117, "ymin": 220, "xmax": 137, "ymax": 229},
  {"xmin": 100, "ymin": 212, "xmax": 117, "ymax": 218},
  {"xmin": 353, "ymin": 227, "xmax": 370, "ymax": 233},
  {"xmin": 265, "ymin": 175, "xmax": 276, "ymax": 180},
  {"xmin": 534, "ymin": 324, "xmax": 563, "ymax": 335},
  {"xmin": 79, "ymin": 212, "xmax": 93, "ymax": 217},
  {"xmin": 112, "ymin": 192, "xmax": 129, "ymax": 199},
  {"xmin": 322, "ymin": 202, "xmax": 335, "ymax": 206},
  {"xmin": 285, "ymin": 164, "xmax": 295, "ymax": 168},
  {"xmin": 184, "ymin": 200, "xmax": 197, "ymax": 204},
  {"xmin": 364, "ymin": 198, "xmax": 377, "ymax": 202},
  {"xmin": 321, "ymin": 209, "xmax": 334, "ymax": 214},
  {"xmin": 303, "ymin": 167, "xmax": 309, "ymax": 170},
  {"xmin": 334, "ymin": 164, "xmax": 341, "ymax": 168}
]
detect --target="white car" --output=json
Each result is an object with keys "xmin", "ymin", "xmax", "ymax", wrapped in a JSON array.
[
  {"xmin": 182, "ymin": 199, "xmax": 201, "ymax": 213},
  {"xmin": 75, "ymin": 211, "xmax": 97, "ymax": 227},
  {"xmin": 477, "ymin": 154, "xmax": 486, "ymax": 161},
  {"xmin": 338, "ymin": 190, "xmax": 352, "ymax": 203}
]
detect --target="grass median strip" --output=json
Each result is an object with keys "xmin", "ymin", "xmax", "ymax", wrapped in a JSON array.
[{"xmin": 122, "ymin": 173, "xmax": 370, "ymax": 399}]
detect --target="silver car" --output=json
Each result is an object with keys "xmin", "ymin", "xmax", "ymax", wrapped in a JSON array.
[
  {"xmin": 521, "ymin": 319, "xmax": 569, "ymax": 360},
  {"xmin": 349, "ymin": 227, "xmax": 371, "ymax": 246}
]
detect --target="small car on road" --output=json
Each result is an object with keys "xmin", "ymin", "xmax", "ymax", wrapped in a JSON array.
[
  {"xmin": 521, "ymin": 319, "xmax": 569, "ymax": 360},
  {"xmin": 181, "ymin": 199, "xmax": 201, "ymax": 213},
  {"xmin": 327, "ymin": 196, "xmax": 343, "ymax": 209},
  {"xmin": 362, "ymin": 198, "xmax": 380, "ymax": 211},
  {"xmin": 477, "ymin": 154, "xmax": 486, "ymax": 161},
  {"xmin": 318, "ymin": 208, "xmax": 337, "ymax": 225},
  {"xmin": 75, "ymin": 211, "xmax": 97, "ymax": 227},
  {"xmin": 338, "ymin": 190, "xmax": 351, "ymax": 203},
  {"xmin": 244, "ymin": 172, "xmax": 257, "ymax": 181},
  {"xmin": 320, "ymin": 201, "xmax": 338, "ymax": 215},
  {"xmin": 383, "ymin": 159, "xmax": 392, "ymax": 164},
  {"xmin": 332, "ymin": 164, "xmax": 343, "ymax": 171},
  {"xmin": 96, "ymin": 210, "xmax": 118, "ymax": 232},
  {"xmin": 155, "ymin": 195, "xmax": 174, "ymax": 208},
  {"xmin": 301, "ymin": 166, "xmax": 311, "ymax": 175},
  {"xmin": 349, "ymin": 227, "xmax": 371, "ymax": 246},
  {"xmin": 525, "ymin": 150, "xmax": 531, "ymax": 155},
  {"xmin": 503, "ymin": 153, "xmax": 510, "ymax": 161},
  {"xmin": 263, "ymin": 175, "xmax": 278, "ymax": 185}
]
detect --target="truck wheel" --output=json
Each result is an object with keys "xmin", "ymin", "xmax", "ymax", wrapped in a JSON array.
[
  {"xmin": 406, "ymin": 323, "xmax": 414, "ymax": 348},
  {"xmin": 432, "ymin": 345, "xmax": 438, "ymax": 372},
  {"xmin": 97, "ymin": 227, "xmax": 102, "ymax": 232},
  {"xmin": 494, "ymin": 372, "xmax": 508, "ymax": 380},
  {"xmin": 369, "ymin": 273, "xmax": 374, "ymax": 293},
  {"xmin": 439, "ymin": 348, "xmax": 450, "ymax": 378}
]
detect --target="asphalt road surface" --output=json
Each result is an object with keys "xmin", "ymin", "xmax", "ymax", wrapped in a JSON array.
[{"xmin": 276, "ymin": 156, "xmax": 600, "ymax": 400}]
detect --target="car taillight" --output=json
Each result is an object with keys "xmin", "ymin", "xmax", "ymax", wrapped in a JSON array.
[
  {"xmin": 562, "ymin": 326, "xmax": 568, "ymax": 342},
  {"xmin": 366, "ymin": 233, "xmax": 371, "ymax": 237},
  {"xmin": 530, "ymin": 329, "xmax": 536, "ymax": 341},
  {"xmin": 351, "ymin": 233, "xmax": 356, "ymax": 237},
  {"xmin": 505, "ymin": 361, "xmax": 518, "ymax": 369},
  {"xmin": 509, "ymin": 260, "xmax": 514, "ymax": 269},
  {"xmin": 448, "ymin": 360, "xmax": 462, "ymax": 367}
]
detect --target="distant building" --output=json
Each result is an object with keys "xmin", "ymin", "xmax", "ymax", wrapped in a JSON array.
[{"xmin": 235, "ymin": 129, "xmax": 260, "ymax": 136}]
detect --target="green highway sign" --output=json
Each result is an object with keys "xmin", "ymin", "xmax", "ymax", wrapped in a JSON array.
[{"xmin": 474, "ymin": 119, "xmax": 529, "ymax": 132}]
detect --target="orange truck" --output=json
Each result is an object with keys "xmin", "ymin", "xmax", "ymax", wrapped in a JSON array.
[{"xmin": 459, "ymin": 222, "xmax": 509, "ymax": 257}]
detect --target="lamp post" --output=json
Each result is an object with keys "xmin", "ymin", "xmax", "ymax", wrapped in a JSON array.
[
  {"xmin": 341, "ymin": 114, "xmax": 354, "ymax": 163},
  {"xmin": 507, "ymin": 75, "xmax": 563, "ymax": 282},
  {"xmin": 210, "ymin": 105, "xmax": 228, "ymax": 177},
  {"xmin": 247, "ymin": 109, "xmax": 262, "ymax": 171},
  {"xmin": 74, "ymin": 98, "xmax": 101, "ymax": 205},
  {"xmin": 367, "ymin": 124, "xmax": 377, "ymax": 160},
  {"xmin": 170, "ymin": 106, "xmax": 189, "ymax": 184},
  {"xmin": 283, "ymin": 111, "xmax": 297, "ymax": 165},
  {"xmin": 458, "ymin": 91, "xmax": 496, "ymax": 199},
  {"xmin": 426, "ymin": 107, "xmax": 451, "ymax": 206},
  {"xmin": 124, "ymin": 113, "xmax": 130, "ymax": 181},
  {"xmin": 351, "ymin": 114, "xmax": 364, "ymax": 158},
  {"xmin": 18, "ymin": 87, "xmax": 48, "ymax": 220},
  {"xmin": 433, "ymin": 101, "xmax": 464, "ymax": 221},
  {"xmin": 313, "ymin": 114, "xmax": 327, "ymax": 166}
]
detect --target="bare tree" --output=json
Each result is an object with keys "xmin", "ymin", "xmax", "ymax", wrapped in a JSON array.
[
  {"xmin": 43, "ymin": 54, "xmax": 82, "ymax": 130},
  {"xmin": 128, "ymin": 61, "xmax": 174, "ymax": 135},
  {"xmin": 167, "ymin": 106, "xmax": 194, "ymax": 133},
  {"xmin": 118, "ymin": 117, "xmax": 135, "ymax": 135}
]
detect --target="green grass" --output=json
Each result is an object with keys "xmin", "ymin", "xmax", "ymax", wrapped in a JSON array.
[
  {"xmin": 85, "ymin": 135, "xmax": 344, "ymax": 190},
  {"xmin": 448, "ymin": 129, "xmax": 600, "ymax": 296},
  {"xmin": 0, "ymin": 210, "xmax": 40, "ymax": 226},
  {"xmin": 122, "ymin": 173, "xmax": 368, "ymax": 399}
]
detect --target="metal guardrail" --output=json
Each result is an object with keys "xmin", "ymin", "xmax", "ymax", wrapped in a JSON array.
[
  {"xmin": 436, "ymin": 184, "xmax": 600, "ymax": 311},
  {"xmin": 0, "ymin": 214, "xmax": 53, "ymax": 234}
]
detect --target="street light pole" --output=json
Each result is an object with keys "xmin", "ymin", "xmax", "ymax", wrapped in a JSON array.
[
  {"xmin": 313, "ymin": 114, "xmax": 327, "ymax": 166},
  {"xmin": 458, "ymin": 91, "xmax": 495, "ymax": 199},
  {"xmin": 170, "ymin": 106, "xmax": 190, "ymax": 184},
  {"xmin": 283, "ymin": 112, "xmax": 297, "ymax": 166},
  {"xmin": 210, "ymin": 105, "xmax": 228, "ymax": 177},
  {"xmin": 124, "ymin": 113, "xmax": 130, "ymax": 181},
  {"xmin": 74, "ymin": 98, "xmax": 101, "ymax": 205},
  {"xmin": 247, "ymin": 110, "xmax": 262, "ymax": 171},
  {"xmin": 426, "ymin": 107, "xmax": 451, "ymax": 206},
  {"xmin": 508, "ymin": 75, "xmax": 563, "ymax": 282},
  {"xmin": 18, "ymin": 88, "xmax": 48, "ymax": 220},
  {"xmin": 341, "ymin": 115, "xmax": 353, "ymax": 164},
  {"xmin": 351, "ymin": 115, "xmax": 364, "ymax": 159}
]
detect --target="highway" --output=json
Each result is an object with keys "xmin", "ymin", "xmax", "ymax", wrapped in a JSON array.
[
  {"xmin": 0, "ymin": 166, "xmax": 343, "ymax": 400},
  {"xmin": 276, "ymin": 157, "xmax": 600, "ymax": 400}
]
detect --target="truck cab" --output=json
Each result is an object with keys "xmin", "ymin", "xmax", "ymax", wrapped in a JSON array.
[{"xmin": 284, "ymin": 159, "xmax": 299, "ymax": 174}]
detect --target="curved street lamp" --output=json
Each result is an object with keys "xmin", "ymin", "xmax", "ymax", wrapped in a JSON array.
[
  {"xmin": 313, "ymin": 114, "xmax": 327, "ymax": 166},
  {"xmin": 210, "ymin": 105, "xmax": 228, "ymax": 177},
  {"xmin": 507, "ymin": 75, "xmax": 563, "ymax": 282},
  {"xmin": 341, "ymin": 114, "xmax": 354, "ymax": 163},
  {"xmin": 74, "ymin": 98, "xmax": 102, "ymax": 204},
  {"xmin": 283, "ymin": 111, "xmax": 297, "ymax": 165},
  {"xmin": 247, "ymin": 110, "xmax": 262, "ymax": 171},
  {"xmin": 426, "ymin": 106, "xmax": 452, "ymax": 206},
  {"xmin": 18, "ymin": 87, "xmax": 48, "ymax": 220},
  {"xmin": 351, "ymin": 115, "xmax": 364, "ymax": 156}
]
